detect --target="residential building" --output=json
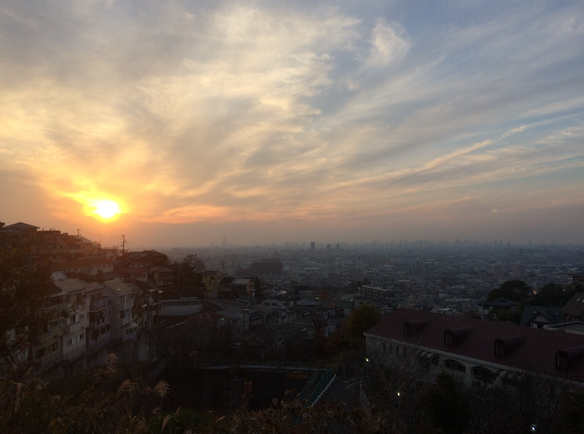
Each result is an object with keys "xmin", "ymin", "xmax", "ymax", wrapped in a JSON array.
[
  {"xmin": 102, "ymin": 279, "xmax": 139, "ymax": 342},
  {"xmin": 477, "ymin": 298, "xmax": 518, "ymax": 320},
  {"xmin": 202, "ymin": 270, "xmax": 223, "ymax": 298},
  {"xmin": 85, "ymin": 282, "xmax": 111, "ymax": 355},
  {"xmin": 562, "ymin": 292, "xmax": 584, "ymax": 322},
  {"xmin": 149, "ymin": 266, "xmax": 174, "ymax": 287},
  {"xmin": 520, "ymin": 306, "xmax": 564, "ymax": 328},
  {"xmin": 365, "ymin": 309, "xmax": 584, "ymax": 387}
]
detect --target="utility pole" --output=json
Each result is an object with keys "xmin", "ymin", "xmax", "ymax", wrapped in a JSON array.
[{"xmin": 121, "ymin": 234, "xmax": 126, "ymax": 255}]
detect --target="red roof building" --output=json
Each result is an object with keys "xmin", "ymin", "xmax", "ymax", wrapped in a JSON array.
[{"xmin": 365, "ymin": 308, "xmax": 584, "ymax": 386}]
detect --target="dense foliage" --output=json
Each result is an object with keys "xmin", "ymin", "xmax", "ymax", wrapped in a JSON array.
[{"xmin": 347, "ymin": 304, "xmax": 381, "ymax": 345}]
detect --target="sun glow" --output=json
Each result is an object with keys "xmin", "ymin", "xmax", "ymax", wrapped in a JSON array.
[{"xmin": 93, "ymin": 200, "xmax": 122, "ymax": 219}]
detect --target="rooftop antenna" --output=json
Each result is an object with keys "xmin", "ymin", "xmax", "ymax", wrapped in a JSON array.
[{"xmin": 122, "ymin": 234, "xmax": 126, "ymax": 255}]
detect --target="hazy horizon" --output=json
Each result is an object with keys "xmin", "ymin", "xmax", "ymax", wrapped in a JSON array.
[{"xmin": 2, "ymin": 1, "xmax": 583, "ymax": 248}]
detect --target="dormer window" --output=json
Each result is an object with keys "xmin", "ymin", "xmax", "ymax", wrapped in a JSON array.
[
  {"xmin": 495, "ymin": 340, "xmax": 505, "ymax": 356},
  {"xmin": 403, "ymin": 319, "xmax": 430, "ymax": 336},
  {"xmin": 494, "ymin": 335, "xmax": 524, "ymax": 357},
  {"xmin": 444, "ymin": 330, "xmax": 453, "ymax": 345},
  {"xmin": 556, "ymin": 351, "xmax": 569, "ymax": 369},
  {"xmin": 556, "ymin": 346, "xmax": 584, "ymax": 370},
  {"xmin": 444, "ymin": 327, "xmax": 474, "ymax": 345}
]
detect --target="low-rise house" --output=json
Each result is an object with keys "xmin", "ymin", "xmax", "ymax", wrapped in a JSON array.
[
  {"xmin": 252, "ymin": 303, "xmax": 277, "ymax": 325},
  {"xmin": 149, "ymin": 266, "xmax": 174, "ymax": 287},
  {"xmin": 125, "ymin": 250, "xmax": 169, "ymax": 269},
  {"xmin": 232, "ymin": 278, "xmax": 254, "ymax": 296},
  {"xmin": 477, "ymin": 298, "xmax": 518, "ymax": 320},
  {"xmin": 114, "ymin": 264, "xmax": 148, "ymax": 281},
  {"xmin": 335, "ymin": 300, "xmax": 354, "ymax": 318},
  {"xmin": 202, "ymin": 270, "xmax": 223, "ymax": 298},
  {"xmin": 56, "ymin": 257, "xmax": 114, "ymax": 281},
  {"xmin": 262, "ymin": 296, "xmax": 293, "ymax": 310},
  {"xmin": 562, "ymin": 293, "xmax": 584, "ymax": 322},
  {"xmin": 520, "ymin": 306, "xmax": 564, "ymax": 328}
]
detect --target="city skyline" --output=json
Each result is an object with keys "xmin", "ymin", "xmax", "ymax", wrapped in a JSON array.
[{"xmin": 1, "ymin": 1, "xmax": 583, "ymax": 247}]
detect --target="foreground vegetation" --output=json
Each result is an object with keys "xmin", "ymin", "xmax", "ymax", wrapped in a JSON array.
[{"xmin": 3, "ymin": 350, "xmax": 584, "ymax": 434}]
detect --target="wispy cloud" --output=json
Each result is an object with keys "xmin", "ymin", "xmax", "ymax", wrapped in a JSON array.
[{"xmin": 1, "ymin": 0, "xmax": 583, "ymax": 243}]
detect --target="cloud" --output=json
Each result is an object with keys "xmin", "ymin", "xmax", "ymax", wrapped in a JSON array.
[{"xmin": 0, "ymin": 1, "xmax": 583, "ymax": 243}]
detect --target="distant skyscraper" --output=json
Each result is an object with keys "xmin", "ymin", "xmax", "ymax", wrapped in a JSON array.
[
  {"xmin": 493, "ymin": 263, "xmax": 503, "ymax": 280},
  {"xmin": 310, "ymin": 242, "xmax": 315, "ymax": 251},
  {"xmin": 513, "ymin": 262, "xmax": 525, "ymax": 278}
]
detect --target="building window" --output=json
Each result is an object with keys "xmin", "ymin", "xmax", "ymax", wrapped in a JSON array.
[
  {"xmin": 77, "ymin": 333, "xmax": 84, "ymax": 342},
  {"xmin": 35, "ymin": 348, "xmax": 46, "ymax": 359},
  {"xmin": 420, "ymin": 357, "xmax": 431, "ymax": 373},
  {"xmin": 444, "ymin": 359, "xmax": 466, "ymax": 374},
  {"xmin": 66, "ymin": 338, "xmax": 73, "ymax": 346},
  {"xmin": 48, "ymin": 342, "xmax": 59, "ymax": 353},
  {"xmin": 472, "ymin": 366, "xmax": 496, "ymax": 384}
]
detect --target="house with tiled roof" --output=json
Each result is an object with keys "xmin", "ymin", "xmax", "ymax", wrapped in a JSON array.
[
  {"xmin": 477, "ymin": 298, "xmax": 518, "ymax": 320},
  {"xmin": 562, "ymin": 292, "xmax": 584, "ymax": 322},
  {"xmin": 148, "ymin": 266, "xmax": 174, "ymax": 287},
  {"xmin": 520, "ymin": 306, "xmax": 564, "ymax": 328},
  {"xmin": 365, "ymin": 308, "xmax": 584, "ymax": 387},
  {"xmin": 54, "ymin": 257, "xmax": 114, "ymax": 281}
]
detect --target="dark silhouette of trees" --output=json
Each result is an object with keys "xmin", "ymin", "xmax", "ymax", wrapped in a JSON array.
[
  {"xmin": 347, "ymin": 304, "xmax": 381, "ymax": 345},
  {"xmin": 529, "ymin": 282, "xmax": 580, "ymax": 307},
  {"xmin": 488, "ymin": 280, "xmax": 533, "ymax": 302},
  {"xmin": 182, "ymin": 254, "xmax": 205, "ymax": 274},
  {"xmin": 422, "ymin": 373, "xmax": 471, "ymax": 434}
]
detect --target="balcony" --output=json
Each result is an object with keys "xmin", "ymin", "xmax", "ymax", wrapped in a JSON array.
[
  {"xmin": 89, "ymin": 317, "xmax": 107, "ymax": 328},
  {"xmin": 62, "ymin": 344, "xmax": 85, "ymax": 361},
  {"xmin": 89, "ymin": 297, "xmax": 109, "ymax": 311},
  {"xmin": 122, "ymin": 299, "xmax": 134, "ymax": 311},
  {"xmin": 66, "ymin": 317, "xmax": 89, "ymax": 334},
  {"xmin": 121, "ymin": 315, "xmax": 135, "ymax": 326}
]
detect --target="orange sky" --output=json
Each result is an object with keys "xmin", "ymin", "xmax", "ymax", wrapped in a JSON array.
[{"xmin": 1, "ymin": 1, "xmax": 583, "ymax": 247}]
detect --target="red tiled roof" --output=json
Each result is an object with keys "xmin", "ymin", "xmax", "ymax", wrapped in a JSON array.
[{"xmin": 366, "ymin": 308, "xmax": 584, "ymax": 383}]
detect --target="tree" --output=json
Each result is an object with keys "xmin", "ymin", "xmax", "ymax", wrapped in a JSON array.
[
  {"xmin": 530, "ymin": 282, "xmax": 577, "ymax": 307},
  {"xmin": 347, "ymin": 304, "xmax": 381, "ymax": 346},
  {"xmin": 182, "ymin": 254, "xmax": 205, "ymax": 274},
  {"xmin": 488, "ymin": 280, "xmax": 532, "ymax": 302},
  {"xmin": 422, "ymin": 373, "xmax": 471, "ymax": 434},
  {"xmin": 0, "ymin": 250, "xmax": 57, "ymax": 363},
  {"xmin": 253, "ymin": 276, "xmax": 264, "ymax": 299}
]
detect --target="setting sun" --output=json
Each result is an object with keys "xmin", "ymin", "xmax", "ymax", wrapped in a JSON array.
[{"xmin": 94, "ymin": 200, "xmax": 121, "ymax": 219}]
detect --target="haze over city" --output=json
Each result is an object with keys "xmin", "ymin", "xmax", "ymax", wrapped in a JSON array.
[{"xmin": 1, "ymin": 1, "xmax": 583, "ymax": 248}]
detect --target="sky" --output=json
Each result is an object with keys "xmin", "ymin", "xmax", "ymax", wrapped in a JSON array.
[{"xmin": 1, "ymin": 0, "xmax": 583, "ymax": 248}]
